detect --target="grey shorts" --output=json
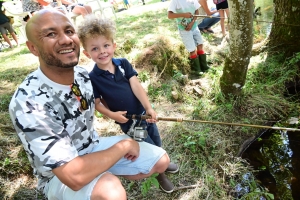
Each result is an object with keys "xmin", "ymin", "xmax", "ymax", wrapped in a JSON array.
[
  {"xmin": 44, "ymin": 134, "xmax": 166, "ymax": 200},
  {"xmin": 179, "ymin": 27, "xmax": 203, "ymax": 53},
  {"xmin": 0, "ymin": 22, "xmax": 14, "ymax": 35}
]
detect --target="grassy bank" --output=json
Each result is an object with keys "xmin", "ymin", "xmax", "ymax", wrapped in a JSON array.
[{"xmin": 1, "ymin": 1, "xmax": 300, "ymax": 199}]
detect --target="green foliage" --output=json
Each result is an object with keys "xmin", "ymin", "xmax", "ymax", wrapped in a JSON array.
[
  {"xmin": 240, "ymin": 184, "xmax": 274, "ymax": 200},
  {"xmin": 148, "ymin": 83, "xmax": 172, "ymax": 101},
  {"xmin": 172, "ymin": 70, "xmax": 183, "ymax": 80},
  {"xmin": 140, "ymin": 173, "xmax": 159, "ymax": 196},
  {"xmin": 0, "ymin": 94, "xmax": 12, "ymax": 112},
  {"xmin": 95, "ymin": 110, "xmax": 103, "ymax": 118},
  {"xmin": 179, "ymin": 130, "xmax": 208, "ymax": 155},
  {"xmin": 288, "ymin": 52, "xmax": 300, "ymax": 65},
  {"xmin": 138, "ymin": 71, "xmax": 150, "ymax": 83},
  {"xmin": 0, "ymin": 148, "xmax": 32, "ymax": 177}
]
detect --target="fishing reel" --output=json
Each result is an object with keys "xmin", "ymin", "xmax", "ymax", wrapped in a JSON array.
[
  {"xmin": 126, "ymin": 118, "xmax": 148, "ymax": 142},
  {"xmin": 180, "ymin": 18, "xmax": 190, "ymax": 28},
  {"xmin": 127, "ymin": 126, "xmax": 148, "ymax": 142}
]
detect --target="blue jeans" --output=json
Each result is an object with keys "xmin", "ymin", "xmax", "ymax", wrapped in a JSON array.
[
  {"xmin": 198, "ymin": 9, "xmax": 220, "ymax": 30},
  {"xmin": 120, "ymin": 120, "xmax": 162, "ymax": 147}
]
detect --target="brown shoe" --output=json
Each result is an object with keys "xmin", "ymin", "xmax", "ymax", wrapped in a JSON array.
[
  {"xmin": 156, "ymin": 173, "xmax": 174, "ymax": 193},
  {"xmin": 165, "ymin": 162, "xmax": 179, "ymax": 174}
]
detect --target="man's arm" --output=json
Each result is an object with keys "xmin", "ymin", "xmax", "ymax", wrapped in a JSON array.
[
  {"xmin": 199, "ymin": 0, "xmax": 217, "ymax": 16},
  {"xmin": 53, "ymin": 138, "xmax": 139, "ymax": 191}
]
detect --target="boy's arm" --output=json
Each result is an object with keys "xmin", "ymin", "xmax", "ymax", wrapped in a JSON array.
[
  {"xmin": 185, "ymin": 9, "xmax": 199, "ymax": 31},
  {"xmin": 95, "ymin": 98, "xmax": 128, "ymax": 123},
  {"xmin": 129, "ymin": 76, "xmax": 157, "ymax": 122},
  {"xmin": 168, "ymin": 11, "xmax": 193, "ymax": 19}
]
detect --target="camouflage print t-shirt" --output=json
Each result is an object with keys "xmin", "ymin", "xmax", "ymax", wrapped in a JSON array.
[{"xmin": 9, "ymin": 66, "xmax": 99, "ymax": 191}]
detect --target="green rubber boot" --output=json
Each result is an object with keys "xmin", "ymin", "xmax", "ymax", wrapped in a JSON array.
[
  {"xmin": 190, "ymin": 56, "xmax": 203, "ymax": 76},
  {"xmin": 199, "ymin": 54, "xmax": 210, "ymax": 72}
]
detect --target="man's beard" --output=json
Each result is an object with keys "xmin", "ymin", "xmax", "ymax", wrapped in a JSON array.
[{"xmin": 39, "ymin": 49, "xmax": 80, "ymax": 68}]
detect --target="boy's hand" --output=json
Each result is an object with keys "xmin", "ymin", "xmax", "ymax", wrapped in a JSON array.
[
  {"xmin": 182, "ymin": 12, "xmax": 193, "ymax": 18},
  {"xmin": 112, "ymin": 111, "xmax": 129, "ymax": 123},
  {"xmin": 145, "ymin": 108, "xmax": 157, "ymax": 123},
  {"xmin": 185, "ymin": 21, "xmax": 194, "ymax": 31}
]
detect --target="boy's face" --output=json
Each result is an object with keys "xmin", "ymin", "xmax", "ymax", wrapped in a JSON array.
[{"xmin": 83, "ymin": 35, "xmax": 116, "ymax": 68}]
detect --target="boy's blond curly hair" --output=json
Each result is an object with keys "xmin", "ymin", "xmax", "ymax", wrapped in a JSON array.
[{"xmin": 77, "ymin": 14, "xmax": 116, "ymax": 49}]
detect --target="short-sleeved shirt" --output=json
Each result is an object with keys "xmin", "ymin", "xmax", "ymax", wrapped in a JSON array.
[
  {"xmin": 9, "ymin": 66, "xmax": 99, "ymax": 191},
  {"xmin": 0, "ymin": 11, "xmax": 9, "ymax": 25},
  {"xmin": 89, "ymin": 58, "xmax": 145, "ymax": 125},
  {"xmin": 168, "ymin": 0, "xmax": 200, "ymax": 30}
]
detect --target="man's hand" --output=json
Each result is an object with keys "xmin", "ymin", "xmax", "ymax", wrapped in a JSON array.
[{"xmin": 121, "ymin": 139, "xmax": 140, "ymax": 161}]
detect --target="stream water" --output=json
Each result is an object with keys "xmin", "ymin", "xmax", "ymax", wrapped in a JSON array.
[
  {"xmin": 241, "ymin": 129, "xmax": 300, "ymax": 200},
  {"xmin": 254, "ymin": 0, "xmax": 274, "ymax": 36}
]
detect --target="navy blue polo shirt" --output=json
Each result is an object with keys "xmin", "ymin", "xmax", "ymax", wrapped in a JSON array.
[{"xmin": 89, "ymin": 58, "xmax": 145, "ymax": 123}]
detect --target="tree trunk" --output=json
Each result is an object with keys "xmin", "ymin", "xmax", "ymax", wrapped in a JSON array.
[
  {"xmin": 268, "ymin": 0, "xmax": 300, "ymax": 57},
  {"xmin": 220, "ymin": 0, "xmax": 254, "ymax": 96}
]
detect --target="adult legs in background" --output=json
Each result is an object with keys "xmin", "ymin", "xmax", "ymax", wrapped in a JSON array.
[
  {"xmin": 198, "ymin": 9, "xmax": 220, "ymax": 33},
  {"xmin": 218, "ymin": 8, "xmax": 230, "ymax": 37},
  {"xmin": 216, "ymin": 1, "xmax": 230, "ymax": 37},
  {"xmin": 0, "ymin": 22, "xmax": 19, "ymax": 48},
  {"xmin": 1, "ymin": 33, "xmax": 13, "ymax": 48}
]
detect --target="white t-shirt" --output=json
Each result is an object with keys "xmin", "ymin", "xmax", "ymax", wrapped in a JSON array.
[{"xmin": 168, "ymin": 0, "xmax": 200, "ymax": 30}]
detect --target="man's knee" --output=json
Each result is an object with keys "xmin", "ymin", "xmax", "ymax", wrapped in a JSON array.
[
  {"xmin": 152, "ymin": 153, "xmax": 170, "ymax": 173},
  {"xmin": 91, "ymin": 173, "xmax": 126, "ymax": 200}
]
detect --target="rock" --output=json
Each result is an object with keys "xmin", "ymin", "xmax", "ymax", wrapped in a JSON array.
[
  {"xmin": 193, "ymin": 86, "xmax": 203, "ymax": 97},
  {"xmin": 171, "ymin": 90, "xmax": 179, "ymax": 100}
]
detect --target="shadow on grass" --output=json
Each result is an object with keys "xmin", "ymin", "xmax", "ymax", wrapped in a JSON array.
[
  {"xmin": 1, "ymin": 186, "xmax": 47, "ymax": 200},
  {"xmin": 0, "ymin": 65, "xmax": 37, "ymax": 112}
]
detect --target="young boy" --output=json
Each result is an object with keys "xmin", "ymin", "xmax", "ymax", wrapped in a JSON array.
[
  {"xmin": 77, "ymin": 15, "xmax": 179, "ymax": 193},
  {"xmin": 168, "ymin": 0, "xmax": 209, "ymax": 75}
]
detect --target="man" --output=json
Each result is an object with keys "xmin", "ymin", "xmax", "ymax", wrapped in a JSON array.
[
  {"xmin": 9, "ymin": 8, "xmax": 170, "ymax": 200},
  {"xmin": 198, "ymin": 0, "xmax": 220, "ymax": 34}
]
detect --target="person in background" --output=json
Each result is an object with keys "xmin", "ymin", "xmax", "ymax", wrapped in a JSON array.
[
  {"xmin": 9, "ymin": 9, "xmax": 170, "ymax": 200},
  {"xmin": 123, "ymin": 0, "xmax": 130, "ymax": 9},
  {"xmin": 198, "ymin": 0, "xmax": 220, "ymax": 34},
  {"xmin": 0, "ymin": 2, "xmax": 19, "ymax": 48},
  {"xmin": 51, "ymin": 0, "xmax": 92, "ymax": 17},
  {"xmin": 213, "ymin": 0, "xmax": 229, "ymax": 37},
  {"xmin": 77, "ymin": 14, "xmax": 179, "ymax": 194},
  {"xmin": 168, "ymin": 0, "xmax": 210, "ymax": 75},
  {"xmin": 22, "ymin": 0, "xmax": 46, "ymax": 21}
]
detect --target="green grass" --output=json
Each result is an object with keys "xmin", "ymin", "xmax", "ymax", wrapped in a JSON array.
[{"xmin": 1, "ymin": 2, "xmax": 300, "ymax": 200}]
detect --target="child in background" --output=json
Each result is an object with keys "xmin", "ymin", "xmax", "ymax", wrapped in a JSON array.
[
  {"xmin": 168, "ymin": 0, "xmax": 209, "ymax": 75},
  {"xmin": 213, "ymin": 0, "xmax": 229, "ymax": 37},
  {"xmin": 123, "ymin": 0, "xmax": 130, "ymax": 9},
  {"xmin": 77, "ymin": 14, "xmax": 179, "ymax": 194}
]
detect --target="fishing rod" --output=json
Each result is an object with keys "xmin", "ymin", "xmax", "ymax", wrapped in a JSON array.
[
  {"xmin": 125, "ymin": 114, "xmax": 300, "ymax": 132},
  {"xmin": 192, "ymin": 14, "xmax": 225, "ymax": 19}
]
